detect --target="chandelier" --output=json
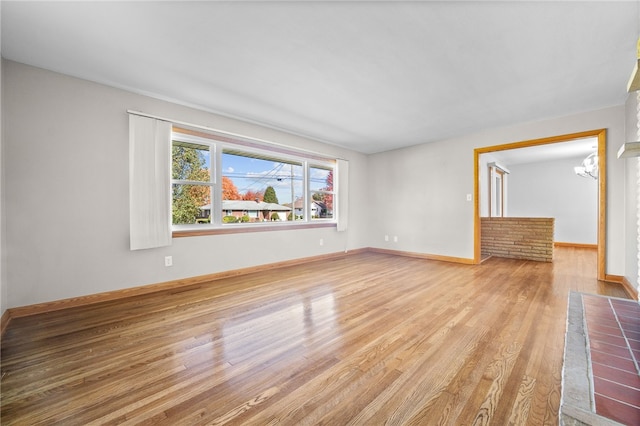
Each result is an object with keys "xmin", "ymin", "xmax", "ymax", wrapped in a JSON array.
[{"xmin": 574, "ymin": 152, "xmax": 598, "ymax": 179}]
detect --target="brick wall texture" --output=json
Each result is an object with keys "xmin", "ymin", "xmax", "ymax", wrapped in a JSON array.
[{"xmin": 481, "ymin": 217, "xmax": 554, "ymax": 262}]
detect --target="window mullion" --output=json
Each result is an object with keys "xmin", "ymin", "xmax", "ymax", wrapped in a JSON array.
[
  {"xmin": 303, "ymin": 161, "xmax": 310, "ymax": 223},
  {"xmin": 212, "ymin": 143, "xmax": 222, "ymax": 226},
  {"xmin": 172, "ymin": 179, "xmax": 214, "ymax": 186}
]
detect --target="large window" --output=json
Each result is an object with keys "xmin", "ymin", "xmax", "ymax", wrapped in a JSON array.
[{"xmin": 171, "ymin": 128, "xmax": 337, "ymax": 232}]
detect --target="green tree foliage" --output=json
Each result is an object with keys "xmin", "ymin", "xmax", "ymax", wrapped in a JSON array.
[
  {"xmin": 172, "ymin": 185, "xmax": 201, "ymax": 224},
  {"xmin": 261, "ymin": 186, "xmax": 279, "ymax": 222},
  {"xmin": 263, "ymin": 186, "xmax": 279, "ymax": 204},
  {"xmin": 172, "ymin": 145, "xmax": 203, "ymax": 180},
  {"xmin": 172, "ymin": 145, "xmax": 209, "ymax": 224}
]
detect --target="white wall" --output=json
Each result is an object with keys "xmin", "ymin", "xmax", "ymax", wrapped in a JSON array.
[
  {"xmin": 368, "ymin": 140, "xmax": 475, "ymax": 258},
  {"xmin": 3, "ymin": 60, "xmax": 369, "ymax": 308},
  {"xmin": 507, "ymin": 156, "xmax": 598, "ymax": 244},
  {"xmin": 623, "ymin": 154, "xmax": 639, "ymax": 295},
  {"xmin": 0, "ymin": 5, "xmax": 6, "ymax": 317},
  {"xmin": 478, "ymin": 153, "xmax": 498, "ymax": 217},
  {"xmin": 369, "ymin": 105, "xmax": 626, "ymax": 273},
  {"xmin": 622, "ymin": 92, "xmax": 639, "ymax": 296}
]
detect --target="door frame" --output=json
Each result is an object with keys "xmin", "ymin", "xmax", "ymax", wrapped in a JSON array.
[
  {"xmin": 473, "ymin": 129, "xmax": 607, "ymax": 280},
  {"xmin": 488, "ymin": 164, "xmax": 507, "ymax": 217}
]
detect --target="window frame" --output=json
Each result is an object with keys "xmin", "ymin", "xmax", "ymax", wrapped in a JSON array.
[
  {"xmin": 171, "ymin": 134, "xmax": 216, "ymax": 227},
  {"xmin": 309, "ymin": 164, "xmax": 335, "ymax": 220},
  {"xmin": 171, "ymin": 127, "xmax": 337, "ymax": 237}
]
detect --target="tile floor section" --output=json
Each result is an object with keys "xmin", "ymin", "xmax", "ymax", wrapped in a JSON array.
[{"xmin": 582, "ymin": 294, "xmax": 640, "ymax": 425}]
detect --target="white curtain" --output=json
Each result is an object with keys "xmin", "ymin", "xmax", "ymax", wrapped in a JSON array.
[
  {"xmin": 336, "ymin": 159, "xmax": 349, "ymax": 232},
  {"xmin": 129, "ymin": 114, "xmax": 172, "ymax": 250}
]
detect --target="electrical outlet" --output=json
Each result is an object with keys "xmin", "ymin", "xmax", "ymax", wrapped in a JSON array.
[
  {"xmin": 393, "ymin": 236, "xmax": 398, "ymax": 243},
  {"xmin": 164, "ymin": 256, "xmax": 173, "ymax": 267},
  {"xmin": 466, "ymin": 194, "xmax": 472, "ymax": 201},
  {"xmin": 384, "ymin": 235, "xmax": 389, "ymax": 242},
  {"xmin": 319, "ymin": 238, "xmax": 324, "ymax": 246}
]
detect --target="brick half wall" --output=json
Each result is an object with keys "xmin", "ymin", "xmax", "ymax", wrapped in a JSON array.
[{"xmin": 481, "ymin": 217, "xmax": 554, "ymax": 262}]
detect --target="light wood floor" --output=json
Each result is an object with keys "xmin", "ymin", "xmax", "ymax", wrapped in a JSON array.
[{"xmin": 0, "ymin": 247, "xmax": 629, "ymax": 425}]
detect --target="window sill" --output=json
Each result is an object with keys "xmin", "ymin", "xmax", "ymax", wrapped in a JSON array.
[{"xmin": 172, "ymin": 221, "xmax": 336, "ymax": 238}]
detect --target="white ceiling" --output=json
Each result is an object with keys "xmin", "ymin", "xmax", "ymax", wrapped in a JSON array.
[
  {"xmin": 1, "ymin": 1, "xmax": 637, "ymax": 154},
  {"xmin": 487, "ymin": 136, "xmax": 598, "ymax": 167}
]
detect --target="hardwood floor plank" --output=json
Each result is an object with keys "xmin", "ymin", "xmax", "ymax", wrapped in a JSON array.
[
  {"xmin": 507, "ymin": 375, "xmax": 536, "ymax": 425},
  {"xmin": 1, "ymin": 248, "xmax": 629, "ymax": 425},
  {"xmin": 472, "ymin": 341, "xmax": 522, "ymax": 425}
]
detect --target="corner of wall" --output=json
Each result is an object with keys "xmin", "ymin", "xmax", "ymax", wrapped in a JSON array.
[
  {"xmin": 636, "ymin": 156, "xmax": 640, "ymax": 299},
  {"xmin": 1, "ymin": 56, "xmax": 7, "ymax": 317}
]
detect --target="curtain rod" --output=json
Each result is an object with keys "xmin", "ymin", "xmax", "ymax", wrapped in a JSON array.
[{"xmin": 127, "ymin": 109, "xmax": 346, "ymax": 161}]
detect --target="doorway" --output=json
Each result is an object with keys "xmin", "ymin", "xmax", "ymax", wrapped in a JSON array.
[{"xmin": 473, "ymin": 129, "xmax": 607, "ymax": 280}]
